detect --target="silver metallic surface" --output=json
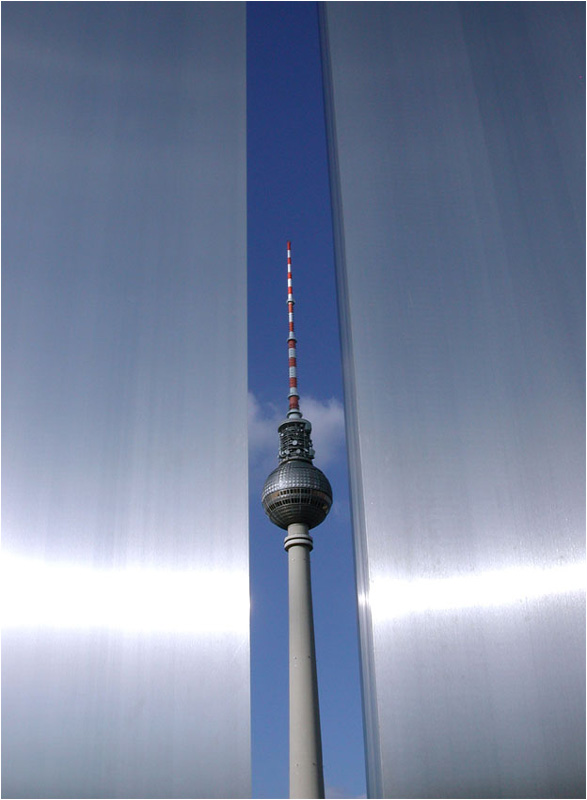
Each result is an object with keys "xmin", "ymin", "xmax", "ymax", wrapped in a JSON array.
[
  {"xmin": 3, "ymin": 4, "xmax": 250, "ymax": 798},
  {"xmin": 285, "ymin": 523, "xmax": 325, "ymax": 799},
  {"xmin": 320, "ymin": 3, "xmax": 585, "ymax": 798},
  {"xmin": 262, "ymin": 459, "xmax": 333, "ymax": 530}
]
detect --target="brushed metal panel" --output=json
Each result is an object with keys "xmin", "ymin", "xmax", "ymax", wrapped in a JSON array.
[
  {"xmin": 2, "ymin": 4, "xmax": 250, "ymax": 797},
  {"xmin": 321, "ymin": 3, "xmax": 585, "ymax": 797}
]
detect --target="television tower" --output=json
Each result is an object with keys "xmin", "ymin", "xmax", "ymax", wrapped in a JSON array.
[{"xmin": 262, "ymin": 241, "xmax": 332, "ymax": 799}]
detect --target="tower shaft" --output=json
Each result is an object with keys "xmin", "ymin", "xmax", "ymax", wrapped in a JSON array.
[
  {"xmin": 284, "ymin": 523, "xmax": 325, "ymax": 799},
  {"xmin": 261, "ymin": 241, "xmax": 331, "ymax": 799}
]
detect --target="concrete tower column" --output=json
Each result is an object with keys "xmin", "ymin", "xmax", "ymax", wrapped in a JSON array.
[{"xmin": 284, "ymin": 522, "xmax": 325, "ymax": 799}]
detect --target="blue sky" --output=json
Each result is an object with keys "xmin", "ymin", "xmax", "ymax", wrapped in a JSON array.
[{"xmin": 247, "ymin": 4, "xmax": 366, "ymax": 797}]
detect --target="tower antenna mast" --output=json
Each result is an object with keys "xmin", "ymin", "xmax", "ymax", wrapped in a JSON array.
[
  {"xmin": 262, "ymin": 241, "xmax": 332, "ymax": 799},
  {"xmin": 286, "ymin": 240, "xmax": 301, "ymax": 418}
]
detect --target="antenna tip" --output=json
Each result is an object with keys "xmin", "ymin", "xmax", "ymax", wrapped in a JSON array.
[{"xmin": 287, "ymin": 240, "xmax": 291, "ymax": 249}]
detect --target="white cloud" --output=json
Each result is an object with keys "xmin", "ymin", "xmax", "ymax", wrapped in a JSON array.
[
  {"xmin": 248, "ymin": 392, "xmax": 281, "ymax": 460},
  {"xmin": 300, "ymin": 396, "xmax": 346, "ymax": 465},
  {"xmin": 248, "ymin": 392, "xmax": 345, "ymax": 470}
]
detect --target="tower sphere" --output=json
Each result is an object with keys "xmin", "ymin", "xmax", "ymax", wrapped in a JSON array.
[{"xmin": 262, "ymin": 459, "xmax": 333, "ymax": 530}]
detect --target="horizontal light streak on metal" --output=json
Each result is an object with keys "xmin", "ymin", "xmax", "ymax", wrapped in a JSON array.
[
  {"xmin": 3, "ymin": 554, "xmax": 250, "ymax": 634},
  {"xmin": 368, "ymin": 561, "xmax": 585, "ymax": 621}
]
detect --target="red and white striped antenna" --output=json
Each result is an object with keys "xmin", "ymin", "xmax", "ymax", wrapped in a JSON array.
[{"xmin": 286, "ymin": 240, "xmax": 302, "ymax": 418}]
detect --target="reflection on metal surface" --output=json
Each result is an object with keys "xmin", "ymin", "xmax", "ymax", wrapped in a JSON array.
[
  {"xmin": 3, "ymin": 4, "xmax": 250, "ymax": 797},
  {"xmin": 369, "ymin": 562, "xmax": 585, "ymax": 621},
  {"xmin": 3, "ymin": 554, "xmax": 250, "ymax": 634},
  {"xmin": 321, "ymin": 2, "xmax": 585, "ymax": 797}
]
